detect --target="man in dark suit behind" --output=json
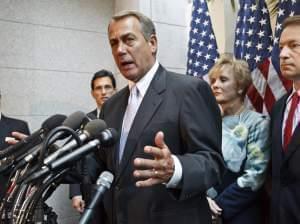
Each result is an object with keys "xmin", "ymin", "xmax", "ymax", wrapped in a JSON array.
[
  {"xmin": 94, "ymin": 10, "xmax": 224, "ymax": 224},
  {"xmin": 271, "ymin": 15, "xmax": 300, "ymax": 224},
  {"xmin": 0, "ymin": 90, "xmax": 30, "ymax": 198},
  {"xmin": 69, "ymin": 70, "xmax": 116, "ymax": 222}
]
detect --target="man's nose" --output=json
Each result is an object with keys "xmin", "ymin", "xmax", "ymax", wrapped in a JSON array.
[
  {"xmin": 100, "ymin": 88, "xmax": 107, "ymax": 94},
  {"xmin": 117, "ymin": 42, "xmax": 126, "ymax": 55},
  {"xmin": 280, "ymin": 46, "xmax": 290, "ymax": 59}
]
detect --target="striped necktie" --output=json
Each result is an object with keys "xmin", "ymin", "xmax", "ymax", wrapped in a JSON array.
[{"xmin": 283, "ymin": 92, "xmax": 300, "ymax": 151}]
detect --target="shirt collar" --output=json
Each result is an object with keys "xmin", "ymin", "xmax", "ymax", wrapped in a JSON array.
[
  {"xmin": 96, "ymin": 107, "xmax": 101, "ymax": 118},
  {"xmin": 286, "ymin": 86, "xmax": 300, "ymax": 105},
  {"xmin": 128, "ymin": 60, "xmax": 159, "ymax": 97}
]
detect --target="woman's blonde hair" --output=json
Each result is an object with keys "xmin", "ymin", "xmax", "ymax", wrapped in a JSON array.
[{"xmin": 208, "ymin": 53, "xmax": 252, "ymax": 97}]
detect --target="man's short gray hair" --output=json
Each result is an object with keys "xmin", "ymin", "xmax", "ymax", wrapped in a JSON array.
[{"xmin": 109, "ymin": 10, "xmax": 156, "ymax": 41}]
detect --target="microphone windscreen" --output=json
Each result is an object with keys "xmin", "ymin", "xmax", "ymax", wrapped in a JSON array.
[
  {"xmin": 41, "ymin": 114, "xmax": 67, "ymax": 133},
  {"xmin": 63, "ymin": 111, "xmax": 86, "ymax": 130},
  {"xmin": 84, "ymin": 119, "xmax": 107, "ymax": 138},
  {"xmin": 96, "ymin": 171, "xmax": 114, "ymax": 188}
]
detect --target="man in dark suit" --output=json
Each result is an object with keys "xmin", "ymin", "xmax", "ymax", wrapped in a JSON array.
[
  {"xmin": 94, "ymin": 10, "xmax": 224, "ymax": 224},
  {"xmin": 0, "ymin": 90, "xmax": 30, "ymax": 198},
  {"xmin": 270, "ymin": 16, "xmax": 300, "ymax": 224},
  {"xmin": 69, "ymin": 70, "xmax": 116, "ymax": 221}
]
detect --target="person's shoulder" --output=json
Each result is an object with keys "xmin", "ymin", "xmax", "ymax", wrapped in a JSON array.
[
  {"xmin": 165, "ymin": 69, "xmax": 208, "ymax": 89},
  {"xmin": 272, "ymin": 91, "xmax": 289, "ymax": 113},
  {"xmin": 242, "ymin": 109, "xmax": 270, "ymax": 127},
  {"xmin": 1, "ymin": 114, "xmax": 28, "ymax": 125}
]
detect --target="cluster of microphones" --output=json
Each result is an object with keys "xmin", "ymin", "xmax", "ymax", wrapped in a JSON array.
[{"xmin": 0, "ymin": 111, "xmax": 116, "ymax": 224}]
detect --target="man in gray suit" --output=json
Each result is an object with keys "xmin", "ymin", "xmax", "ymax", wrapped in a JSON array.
[{"xmin": 94, "ymin": 10, "xmax": 224, "ymax": 224}]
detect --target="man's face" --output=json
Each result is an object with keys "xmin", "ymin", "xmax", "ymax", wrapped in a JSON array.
[
  {"xmin": 91, "ymin": 77, "xmax": 115, "ymax": 107},
  {"xmin": 108, "ymin": 16, "xmax": 157, "ymax": 82},
  {"xmin": 279, "ymin": 25, "xmax": 300, "ymax": 82}
]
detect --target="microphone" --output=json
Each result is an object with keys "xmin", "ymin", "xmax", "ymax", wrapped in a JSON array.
[
  {"xmin": 0, "ymin": 111, "xmax": 87, "ymax": 173},
  {"xmin": 0, "ymin": 114, "xmax": 66, "ymax": 160},
  {"xmin": 25, "ymin": 128, "xmax": 118, "ymax": 183},
  {"xmin": 79, "ymin": 171, "xmax": 114, "ymax": 224},
  {"xmin": 43, "ymin": 119, "xmax": 107, "ymax": 165},
  {"xmin": 47, "ymin": 111, "xmax": 87, "ymax": 145}
]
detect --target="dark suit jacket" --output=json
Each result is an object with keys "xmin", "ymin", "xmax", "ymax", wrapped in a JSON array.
[
  {"xmin": 0, "ymin": 114, "xmax": 30, "ymax": 198},
  {"xmin": 97, "ymin": 65, "xmax": 224, "ymax": 224},
  {"xmin": 69, "ymin": 109, "xmax": 102, "ymax": 224},
  {"xmin": 69, "ymin": 109, "xmax": 100, "ymax": 198},
  {"xmin": 271, "ymin": 92, "xmax": 300, "ymax": 224},
  {"xmin": 87, "ymin": 109, "xmax": 98, "ymax": 120}
]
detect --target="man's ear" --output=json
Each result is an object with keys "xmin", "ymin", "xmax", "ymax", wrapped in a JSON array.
[
  {"xmin": 148, "ymin": 34, "xmax": 158, "ymax": 55},
  {"xmin": 91, "ymin": 90, "xmax": 96, "ymax": 99}
]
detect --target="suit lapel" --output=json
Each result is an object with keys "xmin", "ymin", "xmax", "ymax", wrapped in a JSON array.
[
  {"xmin": 283, "ymin": 123, "xmax": 300, "ymax": 164},
  {"xmin": 278, "ymin": 90, "xmax": 300, "ymax": 164},
  {"xmin": 92, "ymin": 109, "xmax": 97, "ymax": 118},
  {"xmin": 270, "ymin": 94, "xmax": 288, "ymax": 175},
  {"xmin": 115, "ymin": 66, "xmax": 166, "ymax": 183},
  {"xmin": 275, "ymin": 96, "xmax": 287, "ymax": 149}
]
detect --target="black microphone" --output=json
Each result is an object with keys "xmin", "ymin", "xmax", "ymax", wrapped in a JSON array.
[
  {"xmin": 0, "ymin": 111, "xmax": 88, "ymax": 175},
  {"xmin": 43, "ymin": 119, "xmax": 107, "ymax": 165},
  {"xmin": 79, "ymin": 171, "xmax": 114, "ymax": 224},
  {"xmin": 0, "ymin": 114, "xmax": 66, "ymax": 160},
  {"xmin": 47, "ymin": 111, "xmax": 87, "ymax": 145},
  {"xmin": 25, "ymin": 128, "xmax": 118, "ymax": 183}
]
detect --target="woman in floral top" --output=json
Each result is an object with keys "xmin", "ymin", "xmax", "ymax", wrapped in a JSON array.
[{"xmin": 206, "ymin": 54, "xmax": 270, "ymax": 224}]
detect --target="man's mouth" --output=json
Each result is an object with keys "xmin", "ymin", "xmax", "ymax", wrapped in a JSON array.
[
  {"xmin": 120, "ymin": 61, "xmax": 135, "ymax": 70},
  {"xmin": 281, "ymin": 64, "xmax": 293, "ymax": 70}
]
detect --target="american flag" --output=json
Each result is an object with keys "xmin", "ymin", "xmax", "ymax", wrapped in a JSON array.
[
  {"xmin": 234, "ymin": 0, "xmax": 276, "ymax": 114},
  {"xmin": 186, "ymin": 0, "xmax": 219, "ymax": 80}
]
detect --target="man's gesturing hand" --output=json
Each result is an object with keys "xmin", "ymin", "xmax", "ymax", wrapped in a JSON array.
[{"xmin": 133, "ymin": 131, "xmax": 175, "ymax": 187}]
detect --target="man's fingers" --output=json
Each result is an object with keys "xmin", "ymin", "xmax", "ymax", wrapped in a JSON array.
[
  {"xmin": 134, "ymin": 157, "xmax": 161, "ymax": 169},
  {"xmin": 5, "ymin": 137, "xmax": 18, "ymax": 145},
  {"xmin": 11, "ymin": 131, "xmax": 28, "ymax": 141},
  {"xmin": 136, "ymin": 178, "xmax": 162, "ymax": 187},
  {"xmin": 144, "ymin": 146, "xmax": 164, "ymax": 158},
  {"xmin": 154, "ymin": 131, "xmax": 166, "ymax": 149},
  {"xmin": 133, "ymin": 168, "xmax": 162, "ymax": 179}
]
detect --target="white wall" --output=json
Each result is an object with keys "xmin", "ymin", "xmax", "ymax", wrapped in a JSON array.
[{"xmin": 0, "ymin": 0, "xmax": 115, "ymax": 130}]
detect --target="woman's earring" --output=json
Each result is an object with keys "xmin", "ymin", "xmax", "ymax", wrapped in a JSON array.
[{"xmin": 238, "ymin": 90, "xmax": 243, "ymax": 95}]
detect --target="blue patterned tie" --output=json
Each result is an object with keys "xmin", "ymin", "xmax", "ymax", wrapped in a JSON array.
[{"xmin": 118, "ymin": 85, "xmax": 140, "ymax": 162}]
